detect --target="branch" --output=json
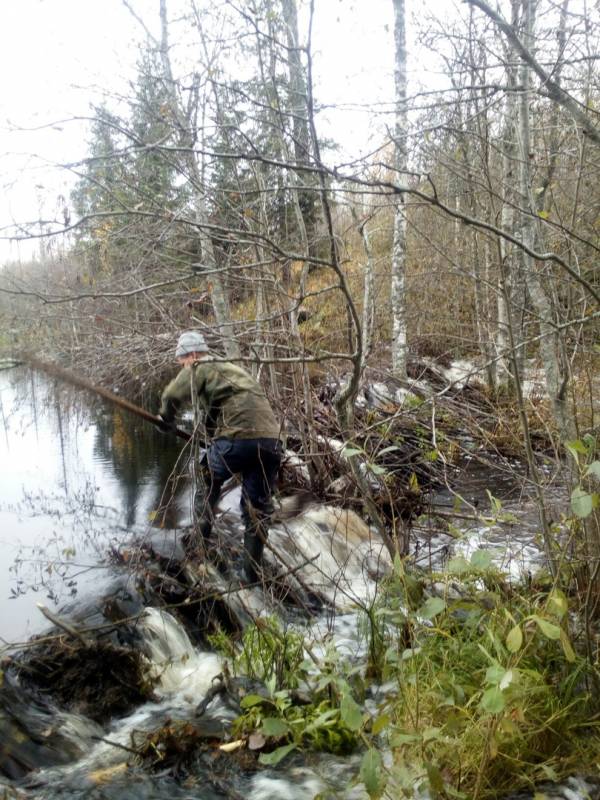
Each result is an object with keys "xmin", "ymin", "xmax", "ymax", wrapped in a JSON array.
[
  {"xmin": 346, "ymin": 172, "xmax": 600, "ymax": 306},
  {"xmin": 465, "ymin": 0, "xmax": 600, "ymax": 147},
  {"xmin": 0, "ymin": 274, "xmax": 190, "ymax": 304}
]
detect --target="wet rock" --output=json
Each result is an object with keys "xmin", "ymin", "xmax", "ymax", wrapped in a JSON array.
[{"xmin": 0, "ymin": 673, "xmax": 96, "ymax": 779}]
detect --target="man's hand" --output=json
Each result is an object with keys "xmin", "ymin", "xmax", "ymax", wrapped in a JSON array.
[{"xmin": 155, "ymin": 414, "xmax": 176, "ymax": 434}]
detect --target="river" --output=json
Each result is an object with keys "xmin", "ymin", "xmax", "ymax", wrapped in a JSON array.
[{"xmin": 0, "ymin": 366, "xmax": 185, "ymax": 643}]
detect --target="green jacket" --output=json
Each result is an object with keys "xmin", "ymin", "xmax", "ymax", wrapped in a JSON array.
[{"xmin": 159, "ymin": 360, "xmax": 280, "ymax": 441}]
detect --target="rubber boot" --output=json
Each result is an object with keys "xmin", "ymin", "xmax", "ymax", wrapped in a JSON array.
[
  {"xmin": 243, "ymin": 526, "xmax": 265, "ymax": 585},
  {"xmin": 187, "ymin": 474, "xmax": 223, "ymax": 559}
]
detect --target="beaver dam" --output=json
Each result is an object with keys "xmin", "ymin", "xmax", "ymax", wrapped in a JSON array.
[{"xmin": 1, "ymin": 364, "xmax": 599, "ymax": 800}]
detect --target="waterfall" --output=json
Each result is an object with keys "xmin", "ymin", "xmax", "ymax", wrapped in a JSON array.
[
  {"xmin": 137, "ymin": 608, "xmax": 222, "ymax": 698},
  {"xmin": 270, "ymin": 505, "xmax": 391, "ymax": 606}
]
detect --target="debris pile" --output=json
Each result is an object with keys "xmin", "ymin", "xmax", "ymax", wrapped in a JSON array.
[{"xmin": 14, "ymin": 637, "xmax": 157, "ymax": 724}]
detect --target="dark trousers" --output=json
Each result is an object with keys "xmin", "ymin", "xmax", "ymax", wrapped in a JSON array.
[{"xmin": 195, "ymin": 437, "xmax": 282, "ymax": 536}]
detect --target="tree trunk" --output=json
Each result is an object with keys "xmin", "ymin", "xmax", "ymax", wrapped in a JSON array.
[
  {"xmin": 391, "ymin": 0, "xmax": 408, "ymax": 380},
  {"xmin": 517, "ymin": 0, "xmax": 574, "ymax": 442},
  {"xmin": 496, "ymin": 0, "xmax": 524, "ymax": 390},
  {"xmin": 280, "ymin": 0, "xmax": 318, "ymax": 260}
]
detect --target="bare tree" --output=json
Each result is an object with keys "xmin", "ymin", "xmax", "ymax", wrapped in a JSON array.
[{"xmin": 391, "ymin": 0, "xmax": 409, "ymax": 380}]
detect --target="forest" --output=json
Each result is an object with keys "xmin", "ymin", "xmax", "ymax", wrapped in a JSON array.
[{"xmin": 1, "ymin": 0, "xmax": 600, "ymax": 798}]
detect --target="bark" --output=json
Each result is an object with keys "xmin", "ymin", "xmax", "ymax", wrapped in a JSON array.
[
  {"xmin": 280, "ymin": 0, "xmax": 310, "ymax": 166},
  {"xmin": 391, "ymin": 0, "xmax": 409, "ymax": 380},
  {"xmin": 350, "ymin": 207, "xmax": 376, "ymax": 366},
  {"xmin": 496, "ymin": 0, "xmax": 526, "ymax": 389},
  {"xmin": 516, "ymin": 0, "xmax": 575, "ymax": 442},
  {"xmin": 359, "ymin": 218, "xmax": 376, "ymax": 363},
  {"xmin": 280, "ymin": 0, "xmax": 319, "ymax": 259}
]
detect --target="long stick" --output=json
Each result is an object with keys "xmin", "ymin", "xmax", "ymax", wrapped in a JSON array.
[
  {"xmin": 20, "ymin": 354, "xmax": 192, "ymax": 442},
  {"xmin": 36, "ymin": 602, "xmax": 92, "ymax": 646}
]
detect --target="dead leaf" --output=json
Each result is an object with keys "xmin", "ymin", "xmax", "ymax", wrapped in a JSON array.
[
  {"xmin": 248, "ymin": 732, "xmax": 266, "ymax": 750},
  {"xmin": 88, "ymin": 763, "xmax": 128, "ymax": 784},
  {"xmin": 219, "ymin": 739, "xmax": 245, "ymax": 753}
]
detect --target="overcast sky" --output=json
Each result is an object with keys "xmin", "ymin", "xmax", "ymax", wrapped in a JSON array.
[{"xmin": 0, "ymin": 0, "xmax": 404, "ymax": 263}]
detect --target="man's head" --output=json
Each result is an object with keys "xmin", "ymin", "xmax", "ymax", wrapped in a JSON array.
[{"xmin": 175, "ymin": 330, "xmax": 209, "ymax": 366}]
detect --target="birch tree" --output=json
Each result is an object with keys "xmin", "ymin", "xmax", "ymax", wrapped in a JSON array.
[
  {"xmin": 391, "ymin": 0, "xmax": 409, "ymax": 379},
  {"xmin": 516, "ymin": 0, "xmax": 575, "ymax": 442}
]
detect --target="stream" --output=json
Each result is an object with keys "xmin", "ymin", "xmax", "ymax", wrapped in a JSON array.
[{"xmin": 0, "ymin": 366, "xmax": 592, "ymax": 800}]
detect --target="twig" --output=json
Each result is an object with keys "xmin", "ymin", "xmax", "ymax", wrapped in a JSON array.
[
  {"xmin": 36, "ymin": 603, "xmax": 92, "ymax": 646},
  {"xmin": 91, "ymin": 735, "xmax": 141, "ymax": 757}
]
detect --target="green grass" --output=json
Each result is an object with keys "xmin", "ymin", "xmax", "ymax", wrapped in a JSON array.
[{"xmin": 370, "ymin": 557, "xmax": 600, "ymax": 798}]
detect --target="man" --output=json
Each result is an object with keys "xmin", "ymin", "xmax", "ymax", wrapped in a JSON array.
[{"xmin": 158, "ymin": 330, "xmax": 282, "ymax": 583}]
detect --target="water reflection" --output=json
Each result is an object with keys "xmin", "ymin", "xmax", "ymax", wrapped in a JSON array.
[{"xmin": 0, "ymin": 367, "xmax": 188, "ymax": 643}]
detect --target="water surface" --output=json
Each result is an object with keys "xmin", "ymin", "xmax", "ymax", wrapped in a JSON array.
[{"xmin": 0, "ymin": 366, "xmax": 186, "ymax": 643}]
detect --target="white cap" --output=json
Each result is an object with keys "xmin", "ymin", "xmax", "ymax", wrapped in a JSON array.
[{"xmin": 175, "ymin": 330, "xmax": 208, "ymax": 358}]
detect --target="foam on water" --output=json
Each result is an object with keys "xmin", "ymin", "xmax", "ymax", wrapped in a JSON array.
[
  {"xmin": 270, "ymin": 506, "xmax": 390, "ymax": 606},
  {"xmin": 32, "ymin": 608, "xmax": 226, "ymax": 782},
  {"xmin": 138, "ymin": 607, "xmax": 222, "ymax": 698}
]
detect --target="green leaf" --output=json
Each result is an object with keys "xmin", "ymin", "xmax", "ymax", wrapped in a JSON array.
[
  {"xmin": 560, "ymin": 629, "xmax": 576, "ymax": 662},
  {"xmin": 260, "ymin": 717, "xmax": 290, "ymax": 737},
  {"xmin": 486, "ymin": 489, "xmax": 502, "ymax": 515},
  {"xmin": 303, "ymin": 709, "xmax": 339, "ymax": 734},
  {"xmin": 401, "ymin": 647, "xmax": 420, "ymax": 661},
  {"xmin": 340, "ymin": 693, "xmax": 363, "ymax": 731},
  {"xmin": 499, "ymin": 669, "xmax": 515, "ymax": 690},
  {"xmin": 423, "ymin": 727, "xmax": 442, "ymax": 742},
  {"xmin": 534, "ymin": 616, "xmax": 561, "ymax": 640},
  {"xmin": 378, "ymin": 445, "xmax": 400, "ymax": 455},
  {"xmin": 393, "ymin": 553, "xmax": 405, "ymax": 577},
  {"xmin": 368, "ymin": 463, "xmax": 387, "ymax": 476},
  {"xmin": 480, "ymin": 687, "xmax": 505, "ymax": 714},
  {"xmin": 419, "ymin": 596, "xmax": 446, "ymax": 620},
  {"xmin": 360, "ymin": 749, "xmax": 385, "ymax": 799},
  {"xmin": 585, "ymin": 461, "xmax": 600, "ymax": 480},
  {"xmin": 447, "ymin": 556, "xmax": 470, "ymax": 575},
  {"xmin": 391, "ymin": 731, "xmax": 421, "ymax": 745},
  {"xmin": 240, "ymin": 694, "xmax": 270, "ymax": 708},
  {"xmin": 258, "ymin": 743, "xmax": 296, "ymax": 765},
  {"xmin": 547, "ymin": 590, "xmax": 568, "ymax": 619},
  {"xmin": 567, "ymin": 438, "xmax": 591, "ymax": 459},
  {"xmin": 571, "ymin": 487, "xmax": 594, "ymax": 518},
  {"xmin": 341, "ymin": 446, "xmax": 363, "ymax": 458},
  {"xmin": 540, "ymin": 764, "xmax": 559, "ymax": 782},
  {"xmin": 506, "ymin": 624, "xmax": 523, "ymax": 653},
  {"xmin": 485, "ymin": 664, "xmax": 505, "ymax": 685},
  {"xmin": 537, "ymin": 209, "xmax": 549, "ymax": 219},
  {"xmin": 371, "ymin": 713, "xmax": 391, "ymax": 735},
  {"xmin": 425, "ymin": 762, "xmax": 445, "ymax": 793},
  {"xmin": 470, "ymin": 550, "xmax": 493, "ymax": 570}
]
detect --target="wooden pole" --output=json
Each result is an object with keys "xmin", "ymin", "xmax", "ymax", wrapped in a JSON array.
[{"xmin": 20, "ymin": 354, "xmax": 193, "ymax": 443}]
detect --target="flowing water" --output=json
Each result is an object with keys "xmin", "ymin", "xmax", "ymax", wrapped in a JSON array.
[
  {"xmin": 0, "ymin": 367, "xmax": 389, "ymax": 798},
  {"xmin": 0, "ymin": 365, "xmax": 591, "ymax": 799}
]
